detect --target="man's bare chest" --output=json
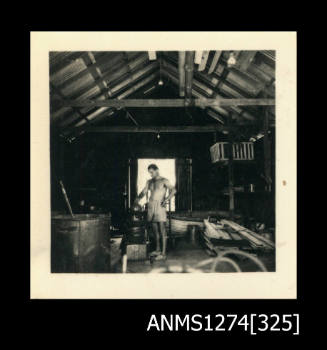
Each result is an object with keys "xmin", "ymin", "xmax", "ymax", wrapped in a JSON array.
[{"xmin": 149, "ymin": 179, "xmax": 165, "ymax": 191}]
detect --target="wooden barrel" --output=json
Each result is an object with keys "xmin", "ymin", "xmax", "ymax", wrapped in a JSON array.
[{"xmin": 51, "ymin": 214, "xmax": 111, "ymax": 273}]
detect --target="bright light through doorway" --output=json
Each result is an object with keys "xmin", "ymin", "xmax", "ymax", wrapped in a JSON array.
[{"xmin": 137, "ymin": 159, "xmax": 176, "ymax": 211}]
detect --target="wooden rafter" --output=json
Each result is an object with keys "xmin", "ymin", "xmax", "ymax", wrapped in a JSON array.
[
  {"xmin": 63, "ymin": 54, "xmax": 145, "ymax": 95},
  {"xmin": 50, "ymin": 82, "xmax": 88, "ymax": 123},
  {"xmin": 62, "ymin": 73, "xmax": 160, "ymax": 136},
  {"xmin": 55, "ymin": 52, "xmax": 118, "ymax": 91},
  {"xmin": 83, "ymin": 52, "xmax": 111, "ymax": 99},
  {"xmin": 157, "ymin": 56, "xmax": 275, "ymax": 124},
  {"xmin": 194, "ymin": 51, "xmax": 203, "ymax": 65},
  {"xmin": 52, "ymin": 57, "xmax": 157, "ymax": 116},
  {"xmin": 50, "ymin": 52, "xmax": 85, "ymax": 75},
  {"xmin": 162, "ymin": 54, "xmax": 260, "ymax": 118},
  {"xmin": 208, "ymin": 51, "xmax": 222, "ymax": 74},
  {"xmin": 198, "ymin": 51, "xmax": 210, "ymax": 71},
  {"xmin": 206, "ymin": 109, "xmax": 225, "ymax": 124},
  {"xmin": 237, "ymin": 51, "xmax": 257, "ymax": 71}
]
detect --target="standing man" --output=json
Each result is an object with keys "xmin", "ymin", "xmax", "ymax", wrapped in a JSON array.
[{"xmin": 134, "ymin": 164, "xmax": 176, "ymax": 261}]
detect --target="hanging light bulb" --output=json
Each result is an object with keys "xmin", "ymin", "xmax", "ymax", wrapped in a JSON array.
[
  {"xmin": 158, "ymin": 79, "xmax": 164, "ymax": 86},
  {"xmin": 227, "ymin": 51, "xmax": 236, "ymax": 68},
  {"xmin": 157, "ymin": 133, "xmax": 160, "ymax": 139}
]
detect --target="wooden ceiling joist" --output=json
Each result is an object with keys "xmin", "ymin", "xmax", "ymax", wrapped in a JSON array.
[
  {"xmin": 84, "ymin": 125, "xmax": 225, "ymax": 133},
  {"xmin": 62, "ymin": 98, "xmax": 274, "ymax": 108}
]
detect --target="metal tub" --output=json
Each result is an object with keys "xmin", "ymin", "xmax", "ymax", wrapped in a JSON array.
[{"xmin": 51, "ymin": 214, "xmax": 111, "ymax": 273}]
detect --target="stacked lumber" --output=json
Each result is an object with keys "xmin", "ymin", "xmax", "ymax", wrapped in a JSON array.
[
  {"xmin": 203, "ymin": 219, "xmax": 231, "ymax": 240},
  {"xmin": 202, "ymin": 219, "xmax": 249, "ymax": 256},
  {"xmin": 221, "ymin": 220, "xmax": 275, "ymax": 250}
]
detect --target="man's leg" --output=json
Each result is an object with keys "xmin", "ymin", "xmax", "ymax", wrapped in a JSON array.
[
  {"xmin": 152, "ymin": 223, "xmax": 161, "ymax": 252},
  {"xmin": 159, "ymin": 222, "xmax": 167, "ymax": 256}
]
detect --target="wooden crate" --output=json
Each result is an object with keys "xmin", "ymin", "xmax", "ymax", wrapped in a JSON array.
[{"xmin": 126, "ymin": 244, "xmax": 147, "ymax": 261}]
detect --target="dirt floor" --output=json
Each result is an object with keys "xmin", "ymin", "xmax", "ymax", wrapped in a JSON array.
[{"xmin": 113, "ymin": 238, "xmax": 275, "ymax": 273}]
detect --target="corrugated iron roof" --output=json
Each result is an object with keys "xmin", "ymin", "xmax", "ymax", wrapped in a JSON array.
[{"xmin": 49, "ymin": 50, "xmax": 275, "ymax": 139}]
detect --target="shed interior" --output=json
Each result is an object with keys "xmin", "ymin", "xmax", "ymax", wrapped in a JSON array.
[{"xmin": 50, "ymin": 50, "xmax": 276, "ymax": 273}]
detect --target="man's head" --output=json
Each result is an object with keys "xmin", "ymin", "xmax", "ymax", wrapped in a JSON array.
[{"xmin": 148, "ymin": 164, "xmax": 159, "ymax": 178}]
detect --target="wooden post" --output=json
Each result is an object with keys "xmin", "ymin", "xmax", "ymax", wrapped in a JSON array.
[
  {"xmin": 124, "ymin": 183, "xmax": 128, "ymax": 210},
  {"xmin": 128, "ymin": 160, "xmax": 132, "ymax": 208},
  {"xmin": 59, "ymin": 137, "xmax": 65, "ymax": 183},
  {"xmin": 178, "ymin": 51, "xmax": 186, "ymax": 97},
  {"xmin": 263, "ymin": 103, "xmax": 272, "ymax": 192},
  {"xmin": 227, "ymin": 114, "xmax": 235, "ymax": 219},
  {"xmin": 189, "ymin": 158, "xmax": 193, "ymax": 213},
  {"xmin": 185, "ymin": 52, "xmax": 195, "ymax": 100},
  {"xmin": 168, "ymin": 200, "xmax": 172, "ymax": 236}
]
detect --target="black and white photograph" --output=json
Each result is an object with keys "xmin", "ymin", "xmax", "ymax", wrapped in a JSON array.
[
  {"xmin": 31, "ymin": 32, "xmax": 296, "ymax": 299},
  {"xmin": 49, "ymin": 49, "xmax": 276, "ymax": 274}
]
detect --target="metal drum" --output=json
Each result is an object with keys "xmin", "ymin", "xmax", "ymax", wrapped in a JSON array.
[{"xmin": 51, "ymin": 214, "xmax": 111, "ymax": 273}]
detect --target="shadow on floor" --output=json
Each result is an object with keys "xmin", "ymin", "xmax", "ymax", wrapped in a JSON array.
[{"xmin": 116, "ymin": 238, "xmax": 275, "ymax": 273}]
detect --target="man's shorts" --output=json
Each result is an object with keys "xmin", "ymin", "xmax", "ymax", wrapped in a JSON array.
[{"xmin": 147, "ymin": 199, "xmax": 167, "ymax": 222}]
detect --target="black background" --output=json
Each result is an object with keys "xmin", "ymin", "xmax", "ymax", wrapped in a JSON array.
[{"xmin": 23, "ymin": 26, "xmax": 306, "ymax": 340}]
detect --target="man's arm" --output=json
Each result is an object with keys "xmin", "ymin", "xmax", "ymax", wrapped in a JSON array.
[
  {"xmin": 134, "ymin": 180, "xmax": 149, "ymax": 203},
  {"xmin": 162, "ymin": 179, "xmax": 177, "ymax": 206}
]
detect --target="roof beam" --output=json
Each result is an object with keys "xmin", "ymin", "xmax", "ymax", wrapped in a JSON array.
[
  {"xmin": 61, "ymin": 98, "xmax": 275, "ymax": 108},
  {"xmin": 62, "ymin": 73, "xmax": 160, "ymax": 136},
  {"xmin": 84, "ymin": 125, "xmax": 225, "ymax": 133}
]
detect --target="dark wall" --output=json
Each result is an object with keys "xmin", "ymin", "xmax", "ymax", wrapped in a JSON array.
[{"xmin": 51, "ymin": 131, "xmax": 275, "ymax": 228}]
